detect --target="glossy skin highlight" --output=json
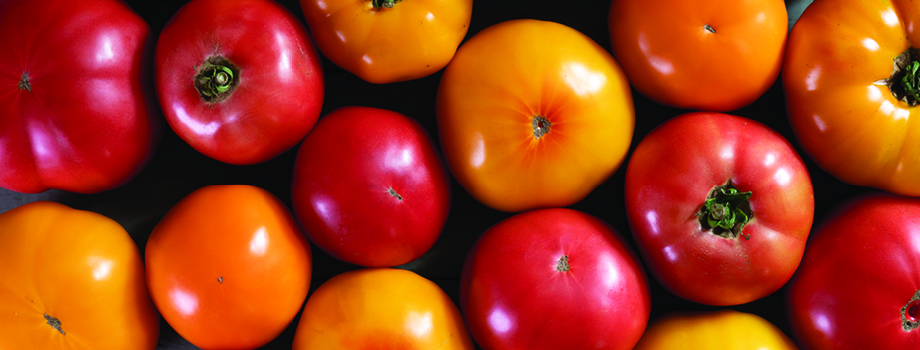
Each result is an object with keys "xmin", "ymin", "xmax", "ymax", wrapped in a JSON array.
[
  {"xmin": 0, "ymin": 202, "xmax": 159, "ymax": 349},
  {"xmin": 145, "ymin": 185, "xmax": 311, "ymax": 349},
  {"xmin": 0, "ymin": 0, "xmax": 158, "ymax": 193},
  {"xmin": 635, "ymin": 310, "xmax": 798, "ymax": 350},
  {"xmin": 437, "ymin": 20, "xmax": 634, "ymax": 212},
  {"xmin": 784, "ymin": 0, "xmax": 920, "ymax": 196}
]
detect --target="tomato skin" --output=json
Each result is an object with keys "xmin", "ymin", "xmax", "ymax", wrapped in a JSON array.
[
  {"xmin": 460, "ymin": 208, "xmax": 650, "ymax": 350},
  {"xmin": 784, "ymin": 0, "xmax": 920, "ymax": 196},
  {"xmin": 293, "ymin": 268, "xmax": 474, "ymax": 350},
  {"xmin": 609, "ymin": 0, "xmax": 787, "ymax": 111},
  {"xmin": 625, "ymin": 112, "xmax": 813, "ymax": 306},
  {"xmin": 145, "ymin": 185, "xmax": 311, "ymax": 349},
  {"xmin": 299, "ymin": 0, "xmax": 472, "ymax": 84},
  {"xmin": 292, "ymin": 107, "xmax": 450, "ymax": 267},
  {"xmin": 437, "ymin": 19, "xmax": 634, "ymax": 212},
  {"xmin": 789, "ymin": 195, "xmax": 920, "ymax": 349},
  {"xmin": 0, "ymin": 202, "xmax": 159, "ymax": 349},
  {"xmin": 0, "ymin": 0, "xmax": 158, "ymax": 194},
  {"xmin": 156, "ymin": 0, "xmax": 324, "ymax": 165},
  {"xmin": 635, "ymin": 310, "xmax": 798, "ymax": 350}
]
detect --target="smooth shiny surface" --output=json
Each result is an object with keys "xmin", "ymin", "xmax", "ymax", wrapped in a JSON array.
[
  {"xmin": 145, "ymin": 185, "xmax": 312, "ymax": 349},
  {"xmin": 784, "ymin": 0, "xmax": 920, "ymax": 195},
  {"xmin": 625, "ymin": 112, "xmax": 814, "ymax": 306},
  {"xmin": 156, "ymin": 0, "xmax": 324, "ymax": 165},
  {"xmin": 437, "ymin": 19, "xmax": 634, "ymax": 212},
  {"xmin": 635, "ymin": 310, "xmax": 798, "ymax": 349},
  {"xmin": 293, "ymin": 268, "xmax": 474, "ymax": 350},
  {"xmin": 300, "ymin": 0, "xmax": 472, "ymax": 83},
  {"xmin": 0, "ymin": 0, "xmax": 158, "ymax": 193},
  {"xmin": 0, "ymin": 202, "xmax": 159, "ymax": 349}
]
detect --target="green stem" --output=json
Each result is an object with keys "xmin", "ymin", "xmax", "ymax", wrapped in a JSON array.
[
  {"xmin": 194, "ymin": 56, "xmax": 240, "ymax": 105},
  {"xmin": 370, "ymin": 0, "xmax": 402, "ymax": 9},
  {"xmin": 902, "ymin": 61, "xmax": 920, "ymax": 103},
  {"xmin": 696, "ymin": 183, "xmax": 753, "ymax": 239}
]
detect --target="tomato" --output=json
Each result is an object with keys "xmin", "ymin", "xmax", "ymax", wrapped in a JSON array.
[
  {"xmin": 460, "ymin": 208, "xmax": 650, "ymax": 350},
  {"xmin": 299, "ymin": 0, "xmax": 472, "ymax": 84},
  {"xmin": 0, "ymin": 202, "xmax": 159, "ymax": 349},
  {"xmin": 624, "ymin": 112, "xmax": 813, "ymax": 306},
  {"xmin": 634, "ymin": 310, "xmax": 798, "ymax": 349},
  {"xmin": 789, "ymin": 195, "xmax": 920, "ymax": 349},
  {"xmin": 293, "ymin": 268, "xmax": 473, "ymax": 349},
  {"xmin": 608, "ymin": 0, "xmax": 787, "ymax": 111},
  {"xmin": 156, "ymin": 0, "xmax": 324, "ymax": 165},
  {"xmin": 0, "ymin": 0, "xmax": 158, "ymax": 194},
  {"xmin": 784, "ymin": 0, "xmax": 920, "ymax": 196},
  {"xmin": 437, "ymin": 19, "xmax": 634, "ymax": 212},
  {"xmin": 292, "ymin": 106, "xmax": 450, "ymax": 267},
  {"xmin": 145, "ymin": 185, "xmax": 311, "ymax": 349}
]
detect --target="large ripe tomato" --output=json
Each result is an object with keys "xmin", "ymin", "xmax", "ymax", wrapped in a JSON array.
[
  {"xmin": 293, "ymin": 268, "xmax": 473, "ymax": 349},
  {"xmin": 292, "ymin": 106, "xmax": 450, "ymax": 267},
  {"xmin": 299, "ymin": 0, "xmax": 472, "ymax": 84},
  {"xmin": 437, "ymin": 19, "xmax": 634, "ymax": 212},
  {"xmin": 608, "ymin": 0, "xmax": 787, "ymax": 111},
  {"xmin": 0, "ymin": 0, "xmax": 158, "ymax": 194},
  {"xmin": 156, "ymin": 0, "xmax": 324, "ymax": 165},
  {"xmin": 789, "ymin": 195, "xmax": 920, "ymax": 349},
  {"xmin": 625, "ymin": 112, "xmax": 813, "ymax": 306},
  {"xmin": 460, "ymin": 208, "xmax": 650, "ymax": 350},
  {"xmin": 145, "ymin": 185, "xmax": 311, "ymax": 349},
  {"xmin": 784, "ymin": 0, "xmax": 920, "ymax": 196},
  {"xmin": 635, "ymin": 310, "xmax": 798, "ymax": 349},
  {"xmin": 0, "ymin": 202, "xmax": 159, "ymax": 349}
]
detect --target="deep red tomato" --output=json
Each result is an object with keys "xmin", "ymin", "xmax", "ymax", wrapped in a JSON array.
[
  {"xmin": 0, "ymin": 0, "xmax": 159, "ymax": 194},
  {"xmin": 625, "ymin": 112, "xmax": 813, "ymax": 305},
  {"xmin": 789, "ymin": 195, "xmax": 920, "ymax": 349},
  {"xmin": 292, "ymin": 106, "xmax": 450, "ymax": 267},
  {"xmin": 156, "ymin": 0, "xmax": 323, "ymax": 165},
  {"xmin": 460, "ymin": 208, "xmax": 650, "ymax": 350},
  {"xmin": 145, "ymin": 185, "xmax": 312, "ymax": 349}
]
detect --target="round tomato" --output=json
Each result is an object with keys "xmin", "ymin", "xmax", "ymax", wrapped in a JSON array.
[
  {"xmin": 608, "ymin": 0, "xmax": 787, "ymax": 111},
  {"xmin": 625, "ymin": 112, "xmax": 813, "ymax": 306},
  {"xmin": 299, "ymin": 0, "xmax": 472, "ymax": 84},
  {"xmin": 789, "ymin": 195, "xmax": 920, "ymax": 349},
  {"xmin": 0, "ymin": 0, "xmax": 158, "ymax": 194},
  {"xmin": 292, "ymin": 106, "xmax": 450, "ymax": 267},
  {"xmin": 784, "ymin": 0, "xmax": 920, "ymax": 196},
  {"xmin": 635, "ymin": 310, "xmax": 797, "ymax": 349},
  {"xmin": 156, "ymin": 0, "xmax": 324, "ymax": 165},
  {"xmin": 460, "ymin": 208, "xmax": 650, "ymax": 350},
  {"xmin": 437, "ymin": 19, "xmax": 634, "ymax": 212},
  {"xmin": 293, "ymin": 268, "xmax": 473, "ymax": 349},
  {"xmin": 145, "ymin": 185, "xmax": 311, "ymax": 349},
  {"xmin": 0, "ymin": 202, "xmax": 159, "ymax": 349}
]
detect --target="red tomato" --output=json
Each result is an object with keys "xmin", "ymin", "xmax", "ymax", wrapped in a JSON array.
[
  {"xmin": 625, "ymin": 112, "xmax": 814, "ymax": 305},
  {"xmin": 292, "ymin": 106, "xmax": 450, "ymax": 267},
  {"xmin": 155, "ymin": 0, "xmax": 324, "ymax": 165},
  {"xmin": 145, "ymin": 185, "xmax": 312, "ymax": 349},
  {"xmin": 460, "ymin": 208, "xmax": 650, "ymax": 350},
  {"xmin": 0, "ymin": 0, "xmax": 159, "ymax": 194},
  {"xmin": 789, "ymin": 195, "xmax": 920, "ymax": 349}
]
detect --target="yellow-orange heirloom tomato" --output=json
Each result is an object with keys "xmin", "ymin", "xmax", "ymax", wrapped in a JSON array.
[
  {"xmin": 634, "ymin": 310, "xmax": 798, "ymax": 350},
  {"xmin": 784, "ymin": 0, "xmax": 920, "ymax": 195},
  {"xmin": 437, "ymin": 19, "xmax": 634, "ymax": 212},
  {"xmin": 0, "ymin": 201, "xmax": 159, "ymax": 349},
  {"xmin": 293, "ymin": 268, "xmax": 474, "ymax": 350},
  {"xmin": 299, "ymin": 0, "xmax": 472, "ymax": 84}
]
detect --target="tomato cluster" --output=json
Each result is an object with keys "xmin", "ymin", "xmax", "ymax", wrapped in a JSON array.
[{"xmin": 2, "ymin": 0, "xmax": 920, "ymax": 349}]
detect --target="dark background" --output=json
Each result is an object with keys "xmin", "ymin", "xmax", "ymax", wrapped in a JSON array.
[{"xmin": 1, "ymin": 0, "xmax": 874, "ymax": 348}]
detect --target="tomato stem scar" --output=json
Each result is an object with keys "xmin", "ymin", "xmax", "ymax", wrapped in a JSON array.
[
  {"xmin": 883, "ymin": 47, "xmax": 920, "ymax": 107},
  {"xmin": 369, "ymin": 0, "xmax": 401, "ymax": 9},
  {"xmin": 556, "ymin": 255, "xmax": 570, "ymax": 272},
  {"xmin": 696, "ymin": 182, "xmax": 753, "ymax": 239},
  {"xmin": 44, "ymin": 313, "xmax": 65, "ymax": 335},
  {"xmin": 532, "ymin": 116, "xmax": 552, "ymax": 138},
  {"xmin": 901, "ymin": 290, "xmax": 920, "ymax": 331},
  {"xmin": 388, "ymin": 187, "xmax": 403, "ymax": 201},
  {"xmin": 704, "ymin": 24, "xmax": 715, "ymax": 33},
  {"xmin": 194, "ymin": 56, "xmax": 240, "ymax": 105},
  {"xmin": 18, "ymin": 73, "xmax": 31, "ymax": 92}
]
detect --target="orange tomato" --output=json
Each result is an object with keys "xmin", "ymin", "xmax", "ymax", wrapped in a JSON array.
[
  {"xmin": 784, "ymin": 0, "xmax": 920, "ymax": 196},
  {"xmin": 293, "ymin": 268, "xmax": 474, "ymax": 350},
  {"xmin": 299, "ymin": 0, "xmax": 472, "ymax": 84},
  {"xmin": 609, "ymin": 0, "xmax": 787, "ymax": 111},
  {"xmin": 0, "ymin": 201, "xmax": 159, "ymax": 349},
  {"xmin": 145, "ymin": 185, "xmax": 311, "ymax": 349},
  {"xmin": 437, "ymin": 19, "xmax": 634, "ymax": 212},
  {"xmin": 634, "ymin": 310, "xmax": 798, "ymax": 350}
]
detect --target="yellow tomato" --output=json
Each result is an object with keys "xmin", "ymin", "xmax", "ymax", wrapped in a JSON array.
[{"xmin": 634, "ymin": 310, "xmax": 798, "ymax": 350}]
